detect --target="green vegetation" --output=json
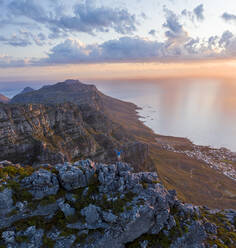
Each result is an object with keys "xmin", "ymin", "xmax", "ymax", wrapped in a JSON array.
[
  {"xmin": 201, "ymin": 209, "xmax": 236, "ymax": 248},
  {"xmin": 40, "ymin": 195, "xmax": 57, "ymax": 206},
  {"xmin": 43, "ymin": 236, "xmax": 56, "ymax": 248},
  {"xmin": 0, "ymin": 165, "xmax": 35, "ymax": 193},
  {"xmin": 0, "ymin": 165, "xmax": 34, "ymax": 180},
  {"xmin": 15, "ymin": 235, "xmax": 29, "ymax": 243}
]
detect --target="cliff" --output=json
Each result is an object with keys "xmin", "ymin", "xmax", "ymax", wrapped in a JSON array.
[
  {"xmin": 0, "ymin": 102, "xmax": 148, "ymax": 168},
  {"xmin": 0, "ymin": 160, "xmax": 235, "ymax": 248}
]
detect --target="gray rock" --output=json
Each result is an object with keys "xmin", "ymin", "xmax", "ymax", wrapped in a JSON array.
[
  {"xmin": 81, "ymin": 204, "xmax": 101, "ymax": 225},
  {"xmin": 58, "ymin": 162, "xmax": 95, "ymax": 191},
  {"xmin": 54, "ymin": 235, "xmax": 76, "ymax": 248},
  {"xmin": 102, "ymin": 211, "xmax": 118, "ymax": 223},
  {"xmin": 27, "ymin": 228, "xmax": 44, "ymax": 248},
  {"xmin": 149, "ymin": 209, "xmax": 170, "ymax": 234},
  {"xmin": 204, "ymin": 222, "xmax": 217, "ymax": 234},
  {"xmin": 58, "ymin": 200, "xmax": 75, "ymax": 217},
  {"xmin": 0, "ymin": 188, "xmax": 13, "ymax": 215},
  {"xmin": 21, "ymin": 169, "xmax": 59, "ymax": 199},
  {"xmin": 2, "ymin": 231, "xmax": 15, "ymax": 244},
  {"xmin": 16, "ymin": 201, "xmax": 26, "ymax": 212},
  {"xmin": 65, "ymin": 193, "xmax": 77, "ymax": 203},
  {"xmin": 0, "ymin": 161, "xmax": 230, "ymax": 248},
  {"xmin": 141, "ymin": 172, "xmax": 158, "ymax": 183},
  {"xmin": 170, "ymin": 222, "xmax": 206, "ymax": 248}
]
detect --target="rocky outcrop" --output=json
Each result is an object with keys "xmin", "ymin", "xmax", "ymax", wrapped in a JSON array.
[
  {"xmin": 21, "ymin": 169, "xmax": 59, "ymax": 199},
  {"xmin": 0, "ymin": 160, "xmax": 235, "ymax": 248}
]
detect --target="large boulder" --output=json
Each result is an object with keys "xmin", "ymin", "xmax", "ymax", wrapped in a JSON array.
[
  {"xmin": 21, "ymin": 169, "xmax": 59, "ymax": 199},
  {"xmin": 0, "ymin": 188, "xmax": 13, "ymax": 215},
  {"xmin": 57, "ymin": 160, "xmax": 96, "ymax": 191},
  {"xmin": 81, "ymin": 204, "xmax": 101, "ymax": 225}
]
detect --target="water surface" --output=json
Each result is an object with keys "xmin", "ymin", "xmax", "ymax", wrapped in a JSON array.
[{"xmin": 92, "ymin": 78, "xmax": 236, "ymax": 152}]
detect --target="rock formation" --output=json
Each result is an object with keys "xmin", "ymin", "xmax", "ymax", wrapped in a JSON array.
[
  {"xmin": 0, "ymin": 102, "xmax": 148, "ymax": 167},
  {"xmin": 0, "ymin": 160, "xmax": 235, "ymax": 248},
  {"xmin": 0, "ymin": 80, "xmax": 150, "ymax": 169}
]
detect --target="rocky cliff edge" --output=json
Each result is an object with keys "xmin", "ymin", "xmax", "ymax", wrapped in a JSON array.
[{"xmin": 0, "ymin": 160, "xmax": 235, "ymax": 248}]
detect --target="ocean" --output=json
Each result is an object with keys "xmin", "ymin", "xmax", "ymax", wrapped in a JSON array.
[{"xmin": 93, "ymin": 78, "xmax": 236, "ymax": 152}]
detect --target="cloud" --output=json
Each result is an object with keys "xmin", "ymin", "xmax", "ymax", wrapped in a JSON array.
[
  {"xmin": 1, "ymin": 6, "xmax": 236, "ymax": 68},
  {"xmin": 0, "ymin": 55, "xmax": 29, "ymax": 68},
  {"xmin": 0, "ymin": 30, "xmax": 46, "ymax": 47},
  {"xmin": 149, "ymin": 29, "xmax": 157, "ymax": 36},
  {"xmin": 5, "ymin": 0, "xmax": 138, "ymax": 36},
  {"xmin": 40, "ymin": 37, "xmax": 163, "ymax": 65},
  {"xmin": 163, "ymin": 7, "xmax": 190, "ymax": 54},
  {"xmin": 182, "ymin": 4, "xmax": 204, "ymax": 22},
  {"xmin": 8, "ymin": 0, "xmax": 48, "ymax": 23},
  {"xmin": 193, "ymin": 4, "xmax": 204, "ymax": 21},
  {"xmin": 2, "ymin": 30, "xmax": 236, "ymax": 68},
  {"xmin": 222, "ymin": 12, "xmax": 236, "ymax": 22}
]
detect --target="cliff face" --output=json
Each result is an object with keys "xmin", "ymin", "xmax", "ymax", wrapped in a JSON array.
[
  {"xmin": 0, "ymin": 160, "xmax": 235, "ymax": 248},
  {"xmin": 5, "ymin": 79, "xmax": 150, "ymax": 168},
  {"xmin": 0, "ymin": 102, "xmax": 148, "ymax": 167}
]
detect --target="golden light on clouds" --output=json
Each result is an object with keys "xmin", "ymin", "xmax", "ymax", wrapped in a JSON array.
[{"xmin": 1, "ymin": 59, "xmax": 236, "ymax": 82}]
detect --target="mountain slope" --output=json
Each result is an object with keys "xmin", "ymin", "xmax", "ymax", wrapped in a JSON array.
[
  {"xmin": 0, "ymin": 93, "xmax": 9, "ymax": 103},
  {"xmin": 19, "ymin": 86, "xmax": 34, "ymax": 95}
]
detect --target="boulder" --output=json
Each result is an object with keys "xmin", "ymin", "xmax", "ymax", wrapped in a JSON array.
[
  {"xmin": 81, "ymin": 204, "xmax": 101, "ymax": 225},
  {"xmin": 58, "ymin": 162, "xmax": 95, "ymax": 191},
  {"xmin": 58, "ymin": 199, "xmax": 75, "ymax": 217},
  {"xmin": 2, "ymin": 231, "xmax": 15, "ymax": 244},
  {"xmin": 0, "ymin": 188, "xmax": 13, "ymax": 215},
  {"xmin": 21, "ymin": 169, "xmax": 59, "ymax": 199}
]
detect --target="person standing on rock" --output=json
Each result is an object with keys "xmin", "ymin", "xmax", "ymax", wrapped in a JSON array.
[{"xmin": 115, "ymin": 150, "xmax": 123, "ymax": 161}]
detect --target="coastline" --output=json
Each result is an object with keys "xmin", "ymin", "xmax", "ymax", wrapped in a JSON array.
[{"xmin": 122, "ymin": 102, "xmax": 236, "ymax": 209}]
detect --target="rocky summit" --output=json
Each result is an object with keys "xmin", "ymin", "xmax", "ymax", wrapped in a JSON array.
[{"xmin": 0, "ymin": 160, "xmax": 235, "ymax": 248}]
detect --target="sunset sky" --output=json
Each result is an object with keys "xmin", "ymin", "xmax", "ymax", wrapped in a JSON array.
[{"xmin": 1, "ymin": 0, "xmax": 236, "ymax": 81}]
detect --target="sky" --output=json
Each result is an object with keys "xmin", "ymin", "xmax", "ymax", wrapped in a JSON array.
[{"xmin": 1, "ymin": 0, "xmax": 236, "ymax": 82}]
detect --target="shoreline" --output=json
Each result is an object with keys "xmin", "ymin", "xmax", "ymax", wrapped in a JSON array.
[
  {"xmin": 125, "ymin": 102, "xmax": 236, "ymax": 209},
  {"xmin": 136, "ymin": 105, "xmax": 236, "ymax": 181}
]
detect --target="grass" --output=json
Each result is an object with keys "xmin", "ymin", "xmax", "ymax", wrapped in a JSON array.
[{"xmin": 201, "ymin": 209, "xmax": 236, "ymax": 248}]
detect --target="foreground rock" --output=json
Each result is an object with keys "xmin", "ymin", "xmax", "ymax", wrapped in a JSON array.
[{"xmin": 0, "ymin": 160, "xmax": 235, "ymax": 248}]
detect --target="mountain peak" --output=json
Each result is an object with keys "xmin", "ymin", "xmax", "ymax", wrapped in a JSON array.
[
  {"xmin": 64, "ymin": 79, "xmax": 82, "ymax": 85},
  {"xmin": 10, "ymin": 79, "xmax": 100, "ymax": 107},
  {"xmin": 20, "ymin": 87, "xmax": 34, "ymax": 95}
]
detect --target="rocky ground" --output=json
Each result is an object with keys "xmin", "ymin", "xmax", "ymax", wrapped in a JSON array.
[{"xmin": 0, "ymin": 160, "xmax": 235, "ymax": 248}]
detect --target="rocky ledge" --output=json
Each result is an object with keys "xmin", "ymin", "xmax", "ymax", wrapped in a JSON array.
[{"xmin": 0, "ymin": 160, "xmax": 235, "ymax": 248}]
